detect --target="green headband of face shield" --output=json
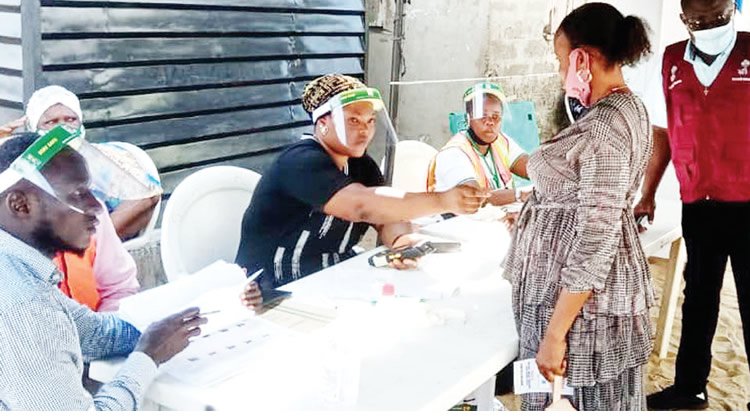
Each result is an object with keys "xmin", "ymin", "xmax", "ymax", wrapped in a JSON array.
[
  {"xmin": 311, "ymin": 87, "xmax": 385, "ymax": 123},
  {"xmin": 0, "ymin": 125, "xmax": 162, "ymax": 214},
  {"xmin": 463, "ymin": 82, "xmax": 507, "ymax": 104},
  {"xmin": 0, "ymin": 125, "xmax": 84, "ymax": 212}
]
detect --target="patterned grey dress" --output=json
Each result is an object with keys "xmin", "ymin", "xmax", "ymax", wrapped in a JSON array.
[{"xmin": 503, "ymin": 92, "xmax": 655, "ymax": 411}]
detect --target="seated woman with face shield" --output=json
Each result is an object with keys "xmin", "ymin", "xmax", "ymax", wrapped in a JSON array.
[
  {"xmin": 21, "ymin": 86, "xmax": 162, "ymax": 311},
  {"xmin": 427, "ymin": 83, "xmax": 530, "ymax": 206},
  {"xmin": 235, "ymin": 74, "xmax": 489, "ymax": 295},
  {"xmin": 26, "ymin": 86, "xmax": 162, "ymax": 241}
]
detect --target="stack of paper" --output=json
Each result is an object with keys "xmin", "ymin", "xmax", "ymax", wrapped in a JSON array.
[{"xmin": 118, "ymin": 260, "xmax": 250, "ymax": 332}]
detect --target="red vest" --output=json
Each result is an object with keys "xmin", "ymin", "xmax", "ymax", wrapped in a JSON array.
[{"xmin": 663, "ymin": 32, "xmax": 750, "ymax": 203}]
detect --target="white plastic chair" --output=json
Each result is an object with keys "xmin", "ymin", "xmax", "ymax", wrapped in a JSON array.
[
  {"xmin": 388, "ymin": 140, "xmax": 439, "ymax": 192},
  {"xmin": 160, "ymin": 166, "xmax": 262, "ymax": 282}
]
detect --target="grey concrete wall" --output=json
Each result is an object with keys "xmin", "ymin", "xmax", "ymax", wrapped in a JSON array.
[
  {"xmin": 365, "ymin": 0, "xmax": 395, "ymax": 109},
  {"xmin": 365, "ymin": 0, "xmax": 563, "ymax": 148},
  {"xmin": 395, "ymin": 0, "xmax": 493, "ymax": 145},
  {"xmin": 365, "ymin": 0, "xmax": 748, "ymax": 151},
  {"xmin": 485, "ymin": 0, "xmax": 561, "ymax": 141}
]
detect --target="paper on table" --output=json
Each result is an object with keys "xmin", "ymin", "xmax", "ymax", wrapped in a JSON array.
[
  {"xmin": 513, "ymin": 358, "xmax": 574, "ymax": 396},
  {"xmin": 280, "ymin": 257, "xmax": 460, "ymax": 302},
  {"xmin": 117, "ymin": 262, "xmax": 297, "ymax": 386},
  {"xmin": 160, "ymin": 316, "xmax": 293, "ymax": 386},
  {"xmin": 117, "ymin": 260, "xmax": 249, "ymax": 331},
  {"xmin": 419, "ymin": 215, "xmax": 511, "ymax": 249},
  {"xmin": 185, "ymin": 283, "xmax": 249, "ymax": 335}
]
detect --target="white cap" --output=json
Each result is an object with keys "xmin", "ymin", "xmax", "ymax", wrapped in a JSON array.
[{"xmin": 26, "ymin": 85, "xmax": 83, "ymax": 131}]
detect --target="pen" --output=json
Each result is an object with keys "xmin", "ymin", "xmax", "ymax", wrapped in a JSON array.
[
  {"xmin": 199, "ymin": 310, "xmax": 221, "ymax": 316},
  {"xmin": 183, "ymin": 310, "xmax": 220, "ymax": 322}
]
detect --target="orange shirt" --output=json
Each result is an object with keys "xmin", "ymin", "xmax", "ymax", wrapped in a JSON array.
[{"xmin": 54, "ymin": 237, "xmax": 101, "ymax": 311}]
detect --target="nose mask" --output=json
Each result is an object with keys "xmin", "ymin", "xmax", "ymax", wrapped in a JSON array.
[
  {"xmin": 563, "ymin": 48, "xmax": 592, "ymax": 107},
  {"xmin": 692, "ymin": 19, "xmax": 736, "ymax": 56},
  {"xmin": 38, "ymin": 124, "xmax": 86, "ymax": 140}
]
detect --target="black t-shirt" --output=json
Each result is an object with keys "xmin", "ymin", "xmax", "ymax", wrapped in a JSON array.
[{"xmin": 235, "ymin": 136, "xmax": 385, "ymax": 290}]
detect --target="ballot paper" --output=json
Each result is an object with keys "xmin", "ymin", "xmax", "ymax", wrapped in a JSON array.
[
  {"xmin": 117, "ymin": 260, "xmax": 252, "ymax": 332},
  {"xmin": 159, "ymin": 315, "xmax": 293, "ymax": 386},
  {"xmin": 117, "ymin": 261, "xmax": 295, "ymax": 385},
  {"xmin": 513, "ymin": 359, "xmax": 574, "ymax": 396}
]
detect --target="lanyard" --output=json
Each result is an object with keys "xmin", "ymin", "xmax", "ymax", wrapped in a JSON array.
[
  {"xmin": 467, "ymin": 130, "xmax": 504, "ymax": 189},
  {"xmin": 470, "ymin": 140, "xmax": 503, "ymax": 189}
]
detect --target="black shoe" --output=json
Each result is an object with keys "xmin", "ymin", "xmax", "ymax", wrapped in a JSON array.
[{"xmin": 647, "ymin": 385, "xmax": 709, "ymax": 411}]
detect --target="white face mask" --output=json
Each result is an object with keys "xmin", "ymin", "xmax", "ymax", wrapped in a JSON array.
[
  {"xmin": 692, "ymin": 18, "xmax": 736, "ymax": 56},
  {"xmin": 37, "ymin": 123, "xmax": 86, "ymax": 139}
]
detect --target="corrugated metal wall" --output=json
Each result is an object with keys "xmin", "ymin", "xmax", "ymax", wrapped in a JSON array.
[
  {"xmin": 26, "ymin": 0, "xmax": 366, "ymax": 194},
  {"xmin": 0, "ymin": 0, "xmax": 23, "ymax": 122}
]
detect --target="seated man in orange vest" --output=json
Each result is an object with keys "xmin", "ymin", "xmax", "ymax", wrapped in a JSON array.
[{"xmin": 427, "ymin": 83, "xmax": 529, "ymax": 206}]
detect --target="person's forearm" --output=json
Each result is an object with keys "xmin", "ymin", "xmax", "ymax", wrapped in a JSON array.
[
  {"xmin": 329, "ymin": 186, "xmax": 448, "ymax": 225},
  {"xmin": 110, "ymin": 197, "xmax": 159, "ymax": 240},
  {"xmin": 544, "ymin": 289, "xmax": 593, "ymax": 342},
  {"xmin": 641, "ymin": 127, "xmax": 671, "ymax": 198},
  {"xmin": 377, "ymin": 222, "xmax": 415, "ymax": 248},
  {"xmin": 488, "ymin": 189, "xmax": 516, "ymax": 206},
  {"xmin": 92, "ymin": 352, "xmax": 158, "ymax": 410},
  {"xmin": 68, "ymin": 293, "xmax": 141, "ymax": 360},
  {"xmin": 510, "ymin": 155, "xmax": 529, "ymax": 179},
  {"xmin": 364, "ymin": 188, "xmax": 445, "ymax": 224}
]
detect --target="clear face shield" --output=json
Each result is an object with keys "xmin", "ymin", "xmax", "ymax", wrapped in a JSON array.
[
  {"xmin": 464, "ymin": 83, "xmax": 510, "ymax": 142},
  {"xmin": 312, "ymin": 88, "xmax": 399, "ymax": 181},
  {"xmin": 0, "ymin": 125, "xmax": 162, "ymax": 214},
  {"xmin": 87, "ymin": 142, "xmax": 162, "ymax": 210}
]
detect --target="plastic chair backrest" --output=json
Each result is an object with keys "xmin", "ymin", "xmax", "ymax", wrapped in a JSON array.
[
  {"xmin": 389, "ymin": 140, "xmax": 439, "ymax": 193},
  {"xmin": 160, "ymin": 166, "xmax": 261, "ymax": 282}
]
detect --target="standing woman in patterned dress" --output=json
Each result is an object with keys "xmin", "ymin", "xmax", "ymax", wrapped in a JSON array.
[{"xmin": 503, "ymin": 3, "xmax": 655, "ymax": 410}]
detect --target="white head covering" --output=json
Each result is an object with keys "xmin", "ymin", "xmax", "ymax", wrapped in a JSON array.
[{"xmin": 25, "ymin": 85, "xmax": 83, "ymax": 131}]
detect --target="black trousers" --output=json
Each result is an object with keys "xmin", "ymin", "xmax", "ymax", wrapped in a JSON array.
[{"xmin": 674, "ymin": 200, "xmax": 750, "ymax": 393}]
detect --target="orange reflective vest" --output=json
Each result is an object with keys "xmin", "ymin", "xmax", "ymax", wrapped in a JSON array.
[
  {"xmin": 54, "ymin": 237, "xmax": 101, "ymax": 311},
  {"xmin": 427, "ymin": 131, "xmax": 513, "ymax": 192}
]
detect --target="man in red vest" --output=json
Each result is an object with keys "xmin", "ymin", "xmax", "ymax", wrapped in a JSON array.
[{"xmin": 636, "ymin": 0, "xmax": 750, "ymax": 411}]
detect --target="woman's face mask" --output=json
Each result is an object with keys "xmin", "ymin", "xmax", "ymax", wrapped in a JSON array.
[
  {"xmin": 691, "ymin": 18, "xmax": 736, "ymax": 56},
  {"xmin": 38, "ymin": 124, "xmax": 86, "ymax": 140},
  {"xmin": 563, "ymin": 48, "xmax": 592, "ymax": 108}
]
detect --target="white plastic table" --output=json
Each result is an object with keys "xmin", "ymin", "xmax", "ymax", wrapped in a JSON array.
[
  {"xmin": 90, "ymin": 215, "xmax": 519, "ymax": 411},
  {"xmin": 637, "ymin": 200, "xmax": 685, "ymax": 359},
  {"xmin": 90, "ymin": 204, "xmax": 684, "ymax": 410}
]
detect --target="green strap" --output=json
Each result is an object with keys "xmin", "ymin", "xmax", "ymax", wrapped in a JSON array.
[{"xmin": 469, "ymin": 139, "xmax": 502, "ymax": 189}]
